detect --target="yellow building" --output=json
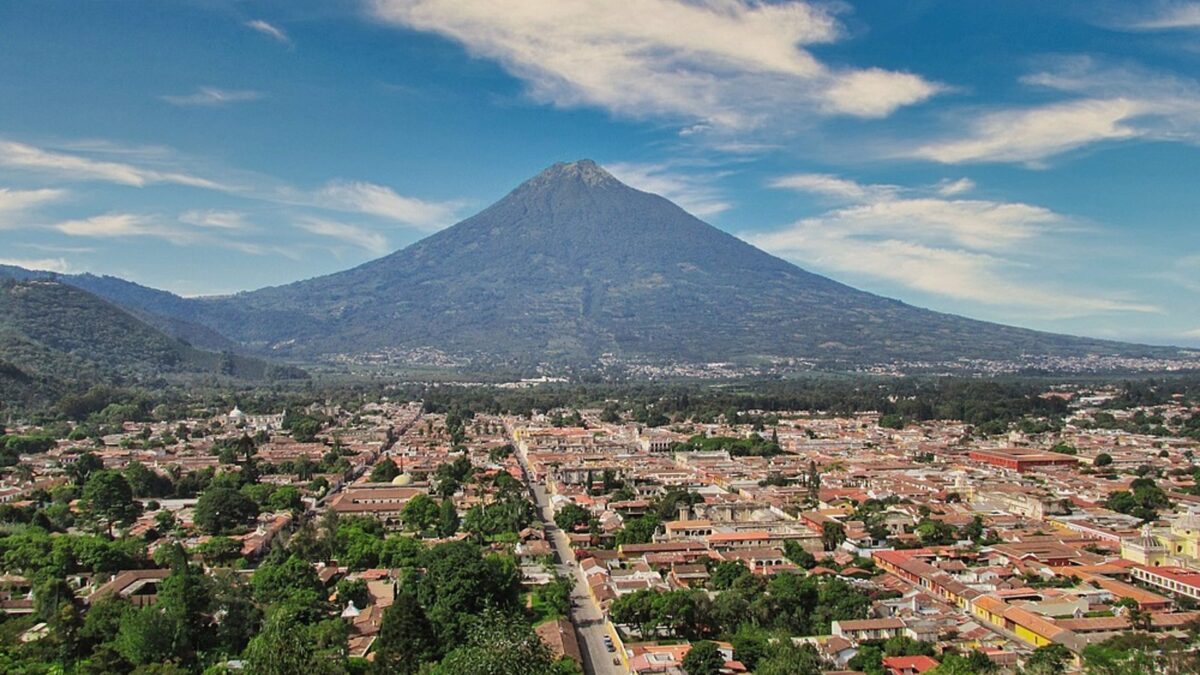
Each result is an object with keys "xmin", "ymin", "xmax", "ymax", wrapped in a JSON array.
[{"xmin": 1121, "ymin": 517, "xmax": 1200, "ymax": 567}]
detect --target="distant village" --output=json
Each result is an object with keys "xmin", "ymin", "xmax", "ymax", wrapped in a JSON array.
[{"xmin": 1, "ymin": 382, "xmax": 1200, "ymax": 674}]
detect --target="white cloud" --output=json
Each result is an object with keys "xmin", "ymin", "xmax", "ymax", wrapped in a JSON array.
[
  {"xmin": 752, "ymin": 173, "xmax": 1156, "ymax": 315},
  {"xmin": 605, "ymin": 162, "xmax": 731, "ymax": 217},
  {"xmin": 161, "ymin": 87, "xmax": 264, "ymax": 107},
  {"xmin": 1123, "ymin": 3, "xmax": 1200, "ymax": 30},
  {"xmin": 909, "ymin": 59, "xmax": 1200, "ymax": 165},
  {"xmin": 770, "ymin": 174, "xmax": 1057, "ymax": 249},
  {"xmin": 768, "ymin": 173, "xmax": 896, "ymax": 201},
  {"xmin": 179, "ymin": 210, "xmax": 250, "ymax": 230},
  {"xmin": 367, "ymin": 0, "xmax": 941, "ymax": 130},
  {"xmin": 296, "ymin": 218, "xmax": 389, "ymax": 254},
  {"xmin": 822, "ymin": 68, "xmax": 942, "ymax": 119},
  {"xmin": 0, "ymin": 140, "xmax": 222, "ymax": 189},
  {"xmin": 52, "ymin": 211, "xmax": 305, "ymax": 257},
  {"xmin": 54, "ymin": 213, "xmax": 201, "ymax": 245},
  {"xmin": 752, "ymin": 228, "xmax": 1154, "ymax": 314},
  {"xmin": 1162, "ymin": 253, "xmax": 1200, "ymax": 292},
  {"xmin": 0, "ymin": 257, "xmax": 71, "ymax": 273},
  {"xmin": 246, "ymin": 19, "xmax": 291, "ymax": 44},
  {"xmin": 0, "ymin": 187, "xmax": 66, "ymax": 223},
  {"xmin": 935, "ymin": 178, "xmax": 975, "ymax": 196},
  {"xmin": 313, "ymin": 181, "xmax": 460, "ymax": 230},
  {"xmin": 912, "ymin": 98, "xmax": 1146, "ymax": 165}
]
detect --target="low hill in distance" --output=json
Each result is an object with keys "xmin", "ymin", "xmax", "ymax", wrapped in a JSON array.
[{"xmin": 0, "ymin": 279, "xmax": 306, "ymax": 407}]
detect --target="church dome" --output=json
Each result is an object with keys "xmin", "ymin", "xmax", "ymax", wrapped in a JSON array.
[{"xmin": 391, "ymin": 473, "xmax": 414, "ymax": 486}]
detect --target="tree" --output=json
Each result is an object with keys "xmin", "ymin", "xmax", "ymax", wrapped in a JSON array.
[
  {"xmin": 682, "ymin": 640, "xmax": 725, "ymax": 675},
  {"xmin": 268, "ymin": 485, "xmax": 303, "ymax": 513},
  {"xmin": 554, "ymin": 503, "xmax": 592, "ymax": 532},
  {"xmin": 729, "ymin": 624, "xmax": 770, "ymax": 671},
  {"xmin": 209, "ymin": 569, "xmax": 262, "ymax": 656},
  {"xmin": 1081, "ymin": 636, "xmax": 1161, "ymax": 675},
  {"xmin": 417, "ymin": 540, "xmax": 521, "ymax": 646},
  {"xmin": 883, "ymin": 636, "xmax": 935, "ymax": 658},
  {"xmin": 431, "ymin": 610, "xmax": 555, "ymax": 675},
  {"xmin": 916, "ymin": 519, "xmax": 958, "ymax": 546},
  {"xmin": 194, "ymin": 486, "xmax": 259, "ymax": 535},
  {"xmin": 616, "ymin": 515, "xmax": 660, "ymax": 547},
  {"xmin": 336, "ymin": 577, "xmax": 369, "ymax": 609},
  {"xmin": 1116, "ymin": 598, "xmax": 1152, "ymax": 631},
  {"xmin": 1095, "ymin": 453, "xmax": 1113, "ymax": 467},
  {"xmin": 70, "ymin": 451, "xmax": 104, "ymax": 485},
  {"xmin": 784, "ymin": 540, "xmax": 817, "ymax": 569},
  {"xmin": 252, "ymin": 554, "xmax": 325, "ymax": 608},
  {"xmin": 926, "ymin": 654, "xmax": 975, "ymax": 675},
  {"xmin": 822, "ymin": 520, "xmax": 846, "ymax": 551},
  {"xmin": 755, "ymin": 642, "xmax": 823, "ymax": 675},
  {"xmin": 402, "ymin": 494, "xmax": 440, "ymax": 532},
  {"xmin": 288, "ymin": 417, "xmax": 322, "ymax": 443},
  {"xmin": 709, "ymin": 561, "xmax": 750, "ymax": 590},
  {"xmin": 124, "ymin": 461, "xmax": 173, "ymax": 498},
  {"xmin": 373, "ymin": 591, "xmax": 439, "ymax": 674},
  {"xmin": 1025, "ymin": 644, "xmax": 1070, "ymax": 675},
  {"xmin": 536, "ymin": 574, "xmax": 573, "ymax": 619},
  {"xmin": 195, "ymin": 536, "xmax": 242, "ymax": 566},
  {"xmin": 961, "ymin": 515, "xmax": 985, "ymax": 542},
  {"xmin": 82, "ymin": 470, "xmax": 142, "ymax": 536},
  {"xmin": 117, "ymin": 548, "xmax": 212, "ymax": 668},
  {"xmin": 244, "ymin": 603, "xmax": 346, "ymax": 675},
  {"xmin": 370, "ymin": 459, "xmax": 400, "ymax": 483},
  {"xmin": 437, "ymin": 499, "xmax": 460, "ymax": 538},
  {"xmin": 806, "ymin": 460, "xmax": 821, "ymax": 502}
]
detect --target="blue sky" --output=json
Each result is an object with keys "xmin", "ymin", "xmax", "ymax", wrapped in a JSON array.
[{"xmin": 1, "ymin": 1, "xmax": 1198, "ymax": 346}]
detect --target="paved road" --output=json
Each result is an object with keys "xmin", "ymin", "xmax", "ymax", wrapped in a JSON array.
[{"xmin": 513, "ymin": 440, "xmax": 626, "ymax": 675}]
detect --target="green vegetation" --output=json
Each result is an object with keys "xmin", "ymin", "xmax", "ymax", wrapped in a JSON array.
[
  {"xmin": 0, "ymin": 279, "xmax": 305, "ymax": 408},
  {"xmin": 673, "ymin": 433, "xmax": 782, "ymax": 457},
  {"xmin": 609, "ymin": 573, "xmax": 870, "ymax": 640},
  {"xmin": 1104, "ymin": 477, "xmax": 1171, "ymax": 522}
]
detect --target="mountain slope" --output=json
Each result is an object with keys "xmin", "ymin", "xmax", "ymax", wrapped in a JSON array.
[
  {"xmin": 177, "ymin": 160, "xmax": 1182, "ymax": 367},
  {"xmin": 0, "ymin": 279, "xmax": 305, "ymax": 404},
  {"xmin": 0, "ymin": 266, "xmax": 242, "ymax": 353}
]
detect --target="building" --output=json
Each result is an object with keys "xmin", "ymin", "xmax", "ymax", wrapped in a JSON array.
[
  {"xmin": 882, "ymin": 655, "xmax": 940, "ymax": 675},
  {"xmin": 1131, "ymin": 565, "xmax": 1200, "ymax": 602},
  {"xmin": 831, "ymin": 618, "xmax": 907, "ymax": 642},
  {"xmin": 968, "ymin": 448, "xmax": 1078, "ymax": 473}
]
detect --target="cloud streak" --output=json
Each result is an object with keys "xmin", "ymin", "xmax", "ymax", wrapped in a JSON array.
[
  {"xmin": 0, "ymin": 138, "xmax": 462, "ymax": 236},
  {"xmin": 246, "ymin": 19, "xmax": 291, "ymax": 44},
  {"xmin": 0, "ymin": 140, "xmax": 222, "ymax": 188},
  {"xmin": 367, "ymin": 0, "xmax": 941, "ymax": 131},
  {"xmin": 54, "ymin": 213, "xmax": 198, "ymax": 244},
  {"xmin": 0, "ymin": 187, "xmax": 67, "ymax": 224},
  {"xmin": 312, "ymin": 181, "xmax": 460, "ymax": 231},
  {"xmin": 296, "ymin": 217, "xmax": 389, "ymax": 254},
  {"xmin": 1120, "ymin": 2, "xmax": 1200, "ymax": 30},
  {"xmin": 0, "ymin": 257, "xmax": 71, "ymax": 273},
  {"xmin": 161, "ymin": 87, "xmax": 264, "ymax": 107},
  {"xmin": 750, "ymin": 173, "xmax": 1156, "ymax": 315},
  {"xmin": 908, "ymin": 58, "xmax": 1200, "ymax": 165}
]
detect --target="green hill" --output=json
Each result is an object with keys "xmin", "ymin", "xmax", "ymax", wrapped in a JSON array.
[{"xmin": 0, "ymin": 279, "xmax": 305, "ymax": 406}]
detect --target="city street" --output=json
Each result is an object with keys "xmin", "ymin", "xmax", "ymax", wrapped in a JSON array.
[{"xmin": 514, "ymin": 440, "xmax": 626, "ymax": 675}]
